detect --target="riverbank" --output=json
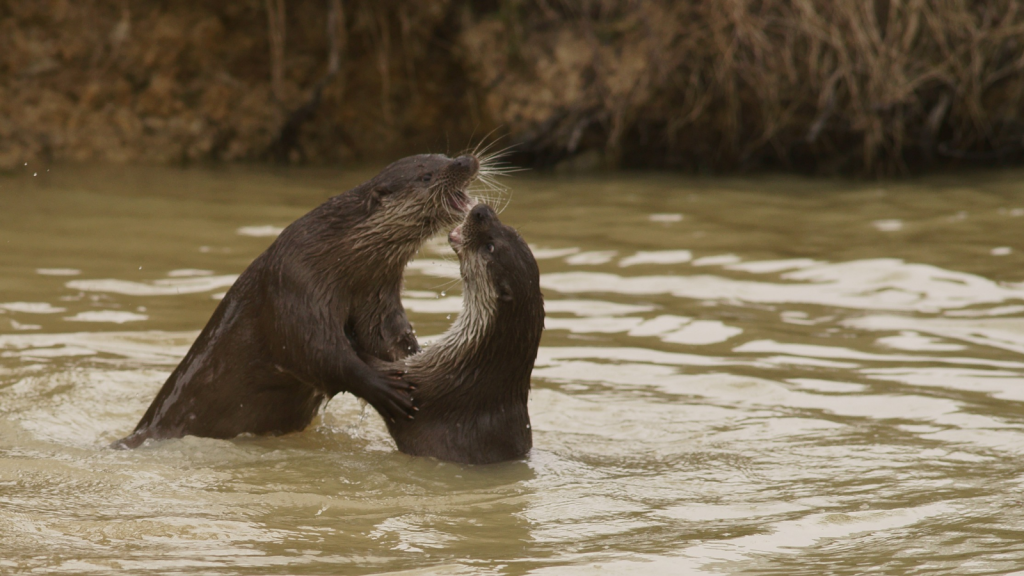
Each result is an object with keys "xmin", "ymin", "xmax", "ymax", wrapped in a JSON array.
[{"xmin": 2, "ymin": 0, "xmax": 1023, "ymax": 175}]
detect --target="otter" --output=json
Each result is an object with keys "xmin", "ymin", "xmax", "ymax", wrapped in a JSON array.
[
  {"xmin": 372, "ymin": 203, "xmax": 545, "ymax": 465},
  {"xmin": 116, "ymin": 154, "xmax": 480, "ymax": 449}
]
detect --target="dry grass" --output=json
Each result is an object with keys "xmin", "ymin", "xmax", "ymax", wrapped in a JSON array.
[
  {"xmin": 461, "ymin": 0, "xmax": 1024, "ymax": 175},
  {"xmin": 1, "ymin": 0, "xmax": 1022, "ymax": 175}
]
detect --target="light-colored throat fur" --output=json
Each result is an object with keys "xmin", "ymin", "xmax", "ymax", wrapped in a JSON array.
[
  {"xmin": 350, "ymin": 203, "xmax": 445, "ymax": 263},
  {"xmin": 344, "ymin": 193, "xmax": 463, "ymax": 277},
  {"xmin": 409, "ymin": 253, "xmax": 496, "ymax": 369}
]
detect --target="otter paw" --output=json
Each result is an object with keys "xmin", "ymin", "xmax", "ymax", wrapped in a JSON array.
[{"xmin": 372, "ymin": 373, "xmax": 417, "ymax": 422}]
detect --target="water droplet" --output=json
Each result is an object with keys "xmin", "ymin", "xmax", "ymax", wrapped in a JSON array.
[
  {"xmin": 446, "ymin": 314, "xmax": 451, "ymax": 319},
  {"xmin": 138, "ymin": 266, "xmax": 142, "ymax": 270},
  {"xmin": 33, "ymin": 173, "xmax": 37, "ymax": 177},
  {"xmin": 440, "ymin": 291, "xmax": 446, "ymax": 297}
]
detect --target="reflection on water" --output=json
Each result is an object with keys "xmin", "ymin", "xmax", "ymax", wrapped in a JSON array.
[{"xmin": 2, "ymin": 166, "xmax": 1024, "ymax": 574}]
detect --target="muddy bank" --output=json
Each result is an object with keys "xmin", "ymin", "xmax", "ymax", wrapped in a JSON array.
[
  {"xmin": 2, "ymin": 1, "xmax": 1023, "ymax": 175},
  {"xmin": 0, "ymin": 1, "xmax": 471, "ymax": 169}
]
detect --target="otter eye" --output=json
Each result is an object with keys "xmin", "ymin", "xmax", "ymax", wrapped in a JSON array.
[
  {"xmin": 486, "ymin": 243, "xmax": 495, "ymax": 253},
  {"xmin": 420, "ymin": 173, "xmax": 433, "ymax": 183}
]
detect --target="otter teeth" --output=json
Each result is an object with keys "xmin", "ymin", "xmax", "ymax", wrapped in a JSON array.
[
  {"xmin": 448, "ymin": 226, "xmax": 464, "ymax": 251},
  {"xmin": 446, "ymin": 191, "xmax": 473, "ymax": 213}
]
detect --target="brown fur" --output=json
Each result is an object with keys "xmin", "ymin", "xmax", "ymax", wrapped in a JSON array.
[
  {"xmin": 116, "ymin": 154, "xmax": 480, "ymax": 449},
  {"xmin": 374, "ymin": 204, "xmax": 544, "ymax": 465}
]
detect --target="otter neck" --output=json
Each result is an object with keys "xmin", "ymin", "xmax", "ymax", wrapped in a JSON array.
[
  {"xmin": 414, "ymin": 278, "xmax": 541, "ymax": 406},
  {"xmin": 446, "ymin": 270, "xmax": 498, "ymax": 347}
]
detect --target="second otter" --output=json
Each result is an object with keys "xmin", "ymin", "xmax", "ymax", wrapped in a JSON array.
[{"xmin": 373, "ymin": 204, "xmax": 545, "ymax": 465}]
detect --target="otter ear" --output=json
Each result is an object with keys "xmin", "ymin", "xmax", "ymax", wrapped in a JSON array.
[
  {"xmin": 498, "ymin": 279, "xmax": 514, "ymax": 302},
  {"xmin": 366, "ymin": 185, "xmax": 392, "ymax": 212}
]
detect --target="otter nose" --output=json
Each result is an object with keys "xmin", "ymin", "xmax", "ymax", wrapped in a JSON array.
[
  {"xmin": 470, "ymin": 203, "xmax": 496, "ymax": 223},
  {"xmin": 451, "ymin": 155, "xmax": 479, "ymax": 174}
]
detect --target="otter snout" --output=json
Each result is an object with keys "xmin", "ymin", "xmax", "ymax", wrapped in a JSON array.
[
  {"xmin": 469, "ymin": 203, "xmax": 496, "ymax": 226},
  {"xmin": 438, "ymin": 155, "xmax": 480, "ymax": 215},
  {"xmin": 450, "ymin": 155, "xmax": 480, "ymax": 176}
]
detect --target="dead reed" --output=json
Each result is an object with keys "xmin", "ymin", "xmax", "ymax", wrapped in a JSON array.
[
  {"xmin": 1, "ymin": 0, "xmax": 1022, "ymax": 175},
  {"xmin": 461, "ymin": 0, "xmax": 1024, "ymax": 175}
]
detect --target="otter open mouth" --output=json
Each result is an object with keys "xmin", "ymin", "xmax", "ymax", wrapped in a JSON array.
[
  {"xmin": 446, "ymin": 191, "xmax": 473, "ymax": 213},
  {"xmin": 448, "ymin": 224, "xmax": 464, "ymax": 254},
  {"xmin": 438, "ymin": 155, "xmax": 480, "ymax": 216}
]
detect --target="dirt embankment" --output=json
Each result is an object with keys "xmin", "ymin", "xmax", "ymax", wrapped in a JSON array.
[{"xmin": 3, "ymin": 1, "xmax": 1024, "ymax": 176}]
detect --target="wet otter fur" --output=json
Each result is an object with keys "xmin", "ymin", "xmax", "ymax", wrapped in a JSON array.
[
  {"xmin": 116, "ymin": 154, "xmax": 480, "ymax": 449},
  {"xmin": 374, "ymin": 203, "xmax": 545, "ymax": 465}
]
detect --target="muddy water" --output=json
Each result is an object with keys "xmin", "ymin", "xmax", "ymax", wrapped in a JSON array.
[{"xmin": 2, "ymin": 166, "xmax": 1024, "ymax": 575}]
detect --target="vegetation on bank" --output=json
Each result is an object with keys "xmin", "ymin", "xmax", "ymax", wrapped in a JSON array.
[{"xmin": 2, "ymin": 0, "xmax": 1023, "ymax": 176}]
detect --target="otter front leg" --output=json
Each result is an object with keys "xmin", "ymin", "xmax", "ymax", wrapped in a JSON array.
[
  {"xmin": 366, "ymin": 296, "xmax": 420, "ymax": 362},
  {"xmin": 282, "ymin": 345, "xmax": 415, "ymax": 422},
  {"xmin": 329, "ymin": 348, "xmax": 416, "ymax": 422},
  {"xmin": 343, "ymin": 293, "xmax": 419, "ymax": 362},
  {"xmin": 270, "ymin": 306, "xmax": 415, "ymax": 423},
  {"xmin": 385, "ymin": 315, "xmax": 420, "ymax": 360}
]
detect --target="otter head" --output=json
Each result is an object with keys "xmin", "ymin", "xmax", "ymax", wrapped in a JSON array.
[
  {"xmin": 361, "ymin": 154, "xmax": 479, "ymax": 245},
  {"xmin": 448, "ymin": 204, "xmax": 542, "ymax": 329}
]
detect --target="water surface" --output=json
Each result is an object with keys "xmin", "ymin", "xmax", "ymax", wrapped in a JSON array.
[{"xmin": 2, "ymin": 166, "xmax": 1024, "ymax": 574}]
